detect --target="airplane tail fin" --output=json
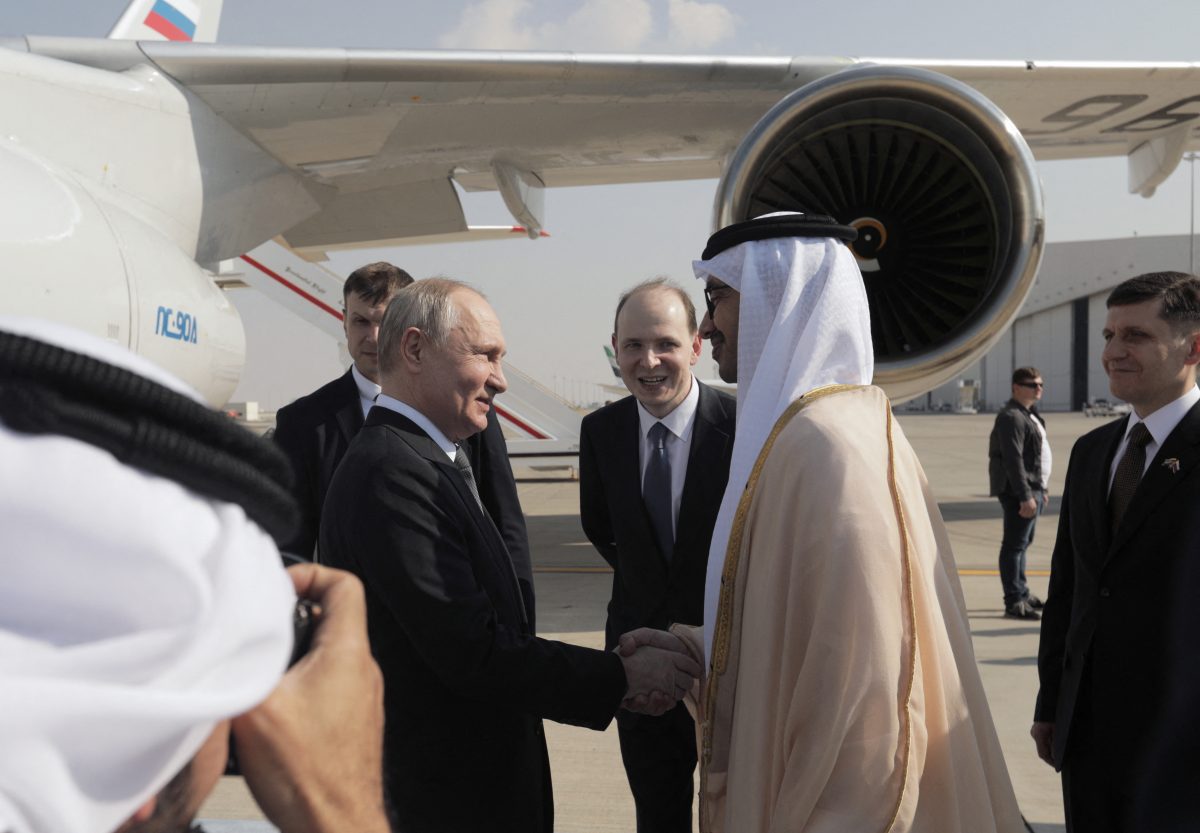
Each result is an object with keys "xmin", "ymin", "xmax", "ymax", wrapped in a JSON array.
[
  {"xmin": 603, "ymin": 345, "xmax": 621, "ymax": 378},
  {"xmin": 108, "ymin": 0, "xmax": 223, "ymax": 43}
]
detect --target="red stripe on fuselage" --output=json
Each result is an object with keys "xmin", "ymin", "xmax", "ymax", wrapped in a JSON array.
[
  {"xmin": 144, "ymin": 11, "xmax": 192, "ymax": 41},
  {"xmin": 238, "ymin": 255, "xmax": 344, "ymax": 321},
  {"xmin": 239, "ymin": 254, "xmax": 550, "ymax": 440},
  {"xmin": 493, "ymin": 404, "xmax": 550, "ymax": 440}
]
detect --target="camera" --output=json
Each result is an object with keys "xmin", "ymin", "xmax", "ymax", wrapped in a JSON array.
[{"xmin": 290, "ymin": 597, "xmax": 316, "ymax": 666}]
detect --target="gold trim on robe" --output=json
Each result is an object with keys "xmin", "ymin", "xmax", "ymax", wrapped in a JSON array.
[{"xmin": 699, "ymin": 385, "xmax": 1023, "ymax": 833}]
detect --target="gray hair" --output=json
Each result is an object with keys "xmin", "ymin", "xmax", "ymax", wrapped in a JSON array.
[{"xmin": 378, "ymin": 278, "xmax": 481, "ymax": 373}]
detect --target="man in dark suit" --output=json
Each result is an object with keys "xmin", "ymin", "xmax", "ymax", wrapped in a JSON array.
[
  {"xmin": 987, "ymin": 366, "xmax": 1051, "ymax": 620},
  {"xmin": 1032, "ymin": 271, "xmax": 1200, "ymax": 832},
  {"xmin": 580, "ymin": 279, "xmax": 735, "ymax": 833},
  {"xmin": 274, "ymin": 262, "xmax": 530, "ymax": 592},
  {"xmin": 320, "ymin": 278, "xmax": 702, "ymax": 833}
]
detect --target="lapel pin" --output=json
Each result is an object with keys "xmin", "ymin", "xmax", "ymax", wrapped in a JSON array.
[{"xmin": 1163, "ymin": 458, "xmax": 1181, "ymax": 474}]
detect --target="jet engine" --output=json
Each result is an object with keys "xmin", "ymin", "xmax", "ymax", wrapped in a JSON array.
[
  {"xmin": 0, "ymin": 140, "xmax": 245, "ymax": 407},
  {"xmin": 713, "ymin": 65, "xmax": 1045, "ymax": 402}
]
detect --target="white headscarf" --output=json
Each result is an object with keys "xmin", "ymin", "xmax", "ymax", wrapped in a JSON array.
[
  {"xmin": 693, "ymin": 222, "xmax": 874, "ymax": 662},
  {"xmin": 0, "ymin": 318, "xmax": 296, "ymax": 833}
]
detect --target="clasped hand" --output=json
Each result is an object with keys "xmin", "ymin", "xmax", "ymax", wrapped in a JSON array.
[{"xmin": 615, "ymin": 627, "xmax": 704, "ymax": 716}]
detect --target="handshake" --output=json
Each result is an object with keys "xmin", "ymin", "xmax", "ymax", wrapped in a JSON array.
[{"xmin": 614, "ymin": 626, "xmax": 704, "ymax": 716}]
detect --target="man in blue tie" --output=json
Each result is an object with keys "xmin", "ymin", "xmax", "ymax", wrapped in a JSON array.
[{"xmin": 580, "ymin": 279, "xmax": 736, "ymax": 833}]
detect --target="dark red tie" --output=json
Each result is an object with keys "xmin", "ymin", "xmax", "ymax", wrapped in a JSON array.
[{"xmin": 1109, "ymin": 422, "xmax": 1152, "ymax": 534}]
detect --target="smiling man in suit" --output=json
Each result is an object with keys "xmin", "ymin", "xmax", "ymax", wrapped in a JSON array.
[
  {"xmin": 580, "ymin": 278, "xmax": 736, "ymax": 833},
  {"xmin": 274, "ymin": 262, "xmax": 529, "ymax": 585},
  {"xmin": 1032, "ymin": 271, "xmax": 1200, "ymax": 832},
  {"xmin": 319, "ymin": 278, "xmax": 701, "ymax": 833}
]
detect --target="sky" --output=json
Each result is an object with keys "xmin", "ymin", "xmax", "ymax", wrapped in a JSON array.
[{"xmin": 8, "ymin": 0, "xmax": 1200, "ymax": 408}]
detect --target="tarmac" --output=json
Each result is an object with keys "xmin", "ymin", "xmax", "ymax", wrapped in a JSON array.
[{"xmin": 199, "ymin": 411, "xmax": 1112, "ymax": 832}]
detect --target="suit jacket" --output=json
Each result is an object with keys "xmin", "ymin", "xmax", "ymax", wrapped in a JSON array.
[
  {"xmin": 273, "ymin": 370, "xmax": 532, "ymax": 610},
  {"xmin": 579, "ymin": 382, "xmax": 736, "ymax": 649},
  {"xmin": 1035, "ymin": 401, "xmax": 1200, "ymax": 774},
  {"xmin": 987, "ymin": 399, "xmax": 1046, "ymax": 500},
  {"xmin": 1136, "ymin": 489, "xmax": 1200, "ymax": 831},
  {"xmin": 273, "ymin": 370, "xmax": 361, "ymax": 557},
  {"xmin": 320, "ymin": 408, "xmax": 626, "ymax": 833}
]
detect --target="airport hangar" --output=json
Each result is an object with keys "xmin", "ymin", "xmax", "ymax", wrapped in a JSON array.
[{"xmin": 923, "ymin": 233, "xmax": 1196, "ymax": 413}]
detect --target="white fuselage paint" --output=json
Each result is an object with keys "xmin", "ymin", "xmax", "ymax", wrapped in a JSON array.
[{"xmin": 1, "ymin": 47, "xmax": 259, "ymax": 405}]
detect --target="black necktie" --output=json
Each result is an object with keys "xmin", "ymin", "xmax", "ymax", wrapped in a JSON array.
[
  {"xmin": 1109, "ymin": 422, "xmax": 1152, "ymax": 533},
  {"xmin": 454, "ymin": 445, "xmax": 485, "ymax": 512},
  {"xmin": 643, "ymin": 422, "xmax": 674, "ymax": 559}
]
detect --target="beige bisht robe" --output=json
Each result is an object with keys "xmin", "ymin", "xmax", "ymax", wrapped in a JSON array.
[{"xmin": 695, "ymin": 384, "xmax": 1023, "ymax": 833}]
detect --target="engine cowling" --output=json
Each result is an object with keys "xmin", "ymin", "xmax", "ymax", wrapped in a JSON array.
[
  {"xmin": 1, "ymin": 140, "xmax": 245, "ymax": 407},
  {"xmin": 713, "ymin": 65, "xmax": 1045, "ymax": 402}
]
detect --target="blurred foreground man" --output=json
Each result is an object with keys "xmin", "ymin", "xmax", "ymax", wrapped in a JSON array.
[
  {"xmin": 1033, "ymin": 272, "xmax": 1200, "ymax": 833},
  {"xmin": 663, "ymin": 213, "xmax": 1024, "ymax": 832},
  {"xmin": 581, "ymin": 279, "xmax": 735, "ymax": 832},
  {"xmin": 0, "ymin": 317, "xmax": 387, "ymax": 833},
  {"xmin": 320, "ymin": 279, "xmax": 701, "ymax": 833}
]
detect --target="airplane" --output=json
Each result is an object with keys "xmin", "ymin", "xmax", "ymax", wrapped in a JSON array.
[{"xmin": 5, "ymin": 0, "xmax": 1200, "ymax": 414}]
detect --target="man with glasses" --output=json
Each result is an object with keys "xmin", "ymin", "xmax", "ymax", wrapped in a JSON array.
[
  {"xmin": 645, "ymin": 212, "xmax": 1023, "ymax": 832},
  {"xmin": 988, "ymin": 367, "xmax": 1051, "ymax": 620}
]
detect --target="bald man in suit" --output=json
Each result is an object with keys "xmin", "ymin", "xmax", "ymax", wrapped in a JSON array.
[{"xmin": 581, "ymin": 279, "xmax": 735, "ymax": 833}]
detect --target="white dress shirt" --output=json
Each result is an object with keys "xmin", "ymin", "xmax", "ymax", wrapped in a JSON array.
[
  {"xmin": 637, "ymin": 376, "xmax": 700, "ymax": 534},
  {"xmin": 1107, "ymin": 385, "xmax": 1200, "ymax": 493},
  {"xmin": 374, "ymin": 394, "xmax": 457, "ymax": 462},
  {"xmin": 1031, "ymin": 415, "xmax": 1052, "ymax": 489},
  {"xmin": 351, "ymin": 363, "xmax": 382, "ymax": 419}
]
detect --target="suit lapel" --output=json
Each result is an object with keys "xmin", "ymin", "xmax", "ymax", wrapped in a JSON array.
[
  {"xmin": 676, "ymin": 384, "xmax": 731, "ymax": 568},
  {"xmin": 334, "ymin": 369, "xmax": 365, "ymax": 443},
  {"xmin": 1084, "ymin": 416, "xmax": 1127, "ymax": 560},
  {"xmin": 1108, "ymin": 402, "xmax": 1200, "ymax": 559},
  {"xmin": 373, "ymin": 408, "xmax": 530, "ymax": 625}
]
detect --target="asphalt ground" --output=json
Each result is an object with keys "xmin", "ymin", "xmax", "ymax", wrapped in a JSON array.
[{"xmin": 200, "ymin": 411, "xmax": 1111, "ymax": 832}]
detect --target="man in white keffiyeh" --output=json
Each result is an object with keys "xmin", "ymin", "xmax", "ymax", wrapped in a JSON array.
[
  {"xmin": 674, "ymin": 214, "xmax": 1025, "ymax": 833},
  {"xmin": 0, "ymin": 317, "xmax": 389, "ymax": 833}
]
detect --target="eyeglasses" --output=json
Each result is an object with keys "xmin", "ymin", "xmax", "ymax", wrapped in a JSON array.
[
  {"xmin": 1016, "ymin": 381, "xmax": 1045, "ymax": 389},
  {"xmin": 704, "ymin": 286, "xmax": 730, "ymax": 318}
]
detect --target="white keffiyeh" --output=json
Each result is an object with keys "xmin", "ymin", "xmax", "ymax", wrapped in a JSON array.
[
  {"xmin": 693, "ymin": 222, "xmax": 874, "ymax": 663},
  {"xmin": 0, "ymin": 317, "xmax": 295, "ymax": 833}
]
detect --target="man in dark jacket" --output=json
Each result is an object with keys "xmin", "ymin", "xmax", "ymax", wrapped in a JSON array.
[
  {"xmin": 1032, "ymin": 271, "xmax": 1200, "ymax": 832},
  {"xmin": 273, "ymin": 262, "xmax": 530, "ymax": 590},
  {"xmin": 988, "ymin": 366, "xmax": 1051, "ymax": 619}
]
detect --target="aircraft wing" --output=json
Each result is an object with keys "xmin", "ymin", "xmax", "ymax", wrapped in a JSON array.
[{"xmin": 12, "ymin": 37, "xmax": 1200, "ymax": 251}]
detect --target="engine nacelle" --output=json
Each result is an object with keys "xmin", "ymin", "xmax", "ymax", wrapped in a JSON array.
[
  {"xmin": 1, "ymin": 140, "xmax": 244, "ymax": 406},
  {"xmin": 714, "ymin": 65, "xmax": 1045, "ymax": 402}
]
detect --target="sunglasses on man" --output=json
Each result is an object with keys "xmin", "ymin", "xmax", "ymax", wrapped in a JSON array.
[{"xmin": 704, "ymin": 285, "xmax": 733, "ymax": 319}]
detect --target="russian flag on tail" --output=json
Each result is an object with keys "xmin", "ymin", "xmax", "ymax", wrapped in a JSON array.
[{"xmin": 143, "ymin": 0, "xmax": 199, "ymax": 41}]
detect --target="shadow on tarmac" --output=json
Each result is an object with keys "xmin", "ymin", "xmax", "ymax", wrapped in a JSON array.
[
  {"xmin": 938, "ymin": 496, "xmax": 1062, "ymax": 522},
  {"xmin": 980, "ymin": 656, "xmax": 1038, "ymax": 666},
  {"xmin": 973, "ymin": 627, "xmax": 1043, "ymax": 638}
]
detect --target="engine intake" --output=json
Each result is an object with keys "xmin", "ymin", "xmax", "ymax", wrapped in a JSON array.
[{"xmin": 713, "ymin": 65, "xmax": 1045, "ymax": 402}]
